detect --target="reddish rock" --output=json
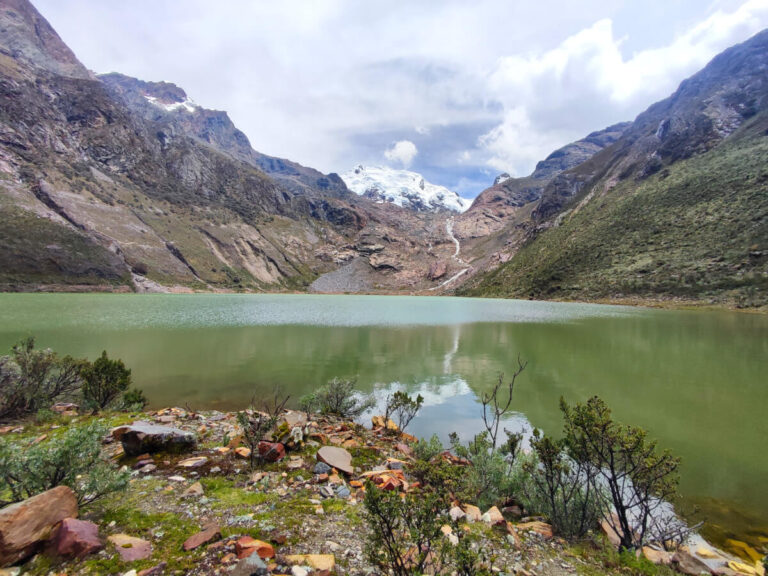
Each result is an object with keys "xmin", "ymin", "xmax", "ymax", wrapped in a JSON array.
[
  {"xmin": 183, "ymin": 525, "xmax": 221, "ymax": 551},
  {"xmin": 0, "ymin": 485, "xmax": 78, "ymax": 567},
  {"xmin": 258, "ymin": 441, "xmax": 286, "ymax": 463},
  {"xmin": 235, "ymin": 536, "xmax": 275, "ymax": 559},
  {"xmin": 51, "ymin": 518, "xmax": 102, "ymax": 559},
  {"xmin": 395, "ymin": 443, "xmax": 414, "ymax": 457},
  {"xmin": 428, "ymin": 260, "xmax": 448, "ymax": 280}
]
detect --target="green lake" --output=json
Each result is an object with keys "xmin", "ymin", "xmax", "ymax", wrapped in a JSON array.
[{"xmin": 0, "ymin": 293, "xmax": 766, "ymax": 547}]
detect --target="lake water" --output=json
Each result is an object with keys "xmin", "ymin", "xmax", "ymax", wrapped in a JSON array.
[{"xmin": 0, "ymin": 293, "xmax": 766, "ymax": 548}]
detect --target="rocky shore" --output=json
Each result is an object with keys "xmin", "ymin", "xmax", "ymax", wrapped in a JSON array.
[{"xmin": 0, "ymin": 407, "xmax": 765, "ymax": 576}]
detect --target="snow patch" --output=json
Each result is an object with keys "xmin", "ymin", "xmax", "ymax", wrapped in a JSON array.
[
  {"xmin": 143, "ymin": 94, "xmax": 197, "ymax": 113},
  {"xmin": 341, "ymin": 165, "xmax": 470, "ymax": 213}
]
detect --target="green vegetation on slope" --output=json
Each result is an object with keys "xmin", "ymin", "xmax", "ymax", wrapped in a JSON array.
[{"xmin": 462, "ymin": 123, "xmax": 768, "ymax": 307}]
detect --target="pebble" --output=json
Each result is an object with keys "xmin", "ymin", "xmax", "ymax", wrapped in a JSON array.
[
  {"xmin": 335, "ymin": 485, "xmax": 351, "ymax": 498},
  {"xmin": 314, "ymin": 462, "xmax": 332, "ymax": 475}
]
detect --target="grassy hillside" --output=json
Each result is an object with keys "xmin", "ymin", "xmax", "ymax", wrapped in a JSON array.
[{"xmin": 461, "ymin": 119, "xmax": 768, "ymax": 308}]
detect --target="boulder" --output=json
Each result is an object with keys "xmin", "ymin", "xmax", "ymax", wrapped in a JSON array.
[
  {"xmin": 428, "ymin": 261, "xmax": 448, "ymax": 280},
  {"xmin": 482, "ymin": 506, "xmax": 505, "ymax": 526},
  {"xmin": 0, "ymin": 485, "xmax": 78, "ymax": 567},
  {"xmin": 182, "ymin": 482, "xmax": 204, "ymax": 498},
  {"xmin": 112, "ymin": 421, "xmax": 196, "ymax": 456},
  {"xmin": 673, "ymin": 549, "xmax": 714, "ymax": 575},
  {"xmin": 316, "ymin": 446, "xmax": 353, "ymax": 475},
  {"xmin": 599, "ymin": 517, "xmax": 623, "ymax": 549},
  {"xmin": 50, "ymin": 518, "xmax": 102, "ymax": 559},
  {"xmin": 257, "ymin": 441, "xmax": 285, "ymax": 463},
  {"xmin": 516, "ymin": 521, "xmax": 554, "ymax": 539},
  {"xmin": 182, "ymin": 525, "xmax": 220, "ymax": 551},
  {"xmin": 108, "ymin": 534, "xmax": 152, "ymax": 561}
]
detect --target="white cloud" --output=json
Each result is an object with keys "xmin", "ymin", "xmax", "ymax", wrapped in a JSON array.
[
  {"xmin": 384, "ymin": 140, "xmax": 419, "ymax": 168},
  {"xmin": 33, "ymin": 0, "xmax": 768, "ymax": 194},
  {"xmin": 480, "ymin": 0, "xmax": 768, "ymax": 176}
]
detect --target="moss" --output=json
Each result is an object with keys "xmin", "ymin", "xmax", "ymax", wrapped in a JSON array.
[{"xmin": 349, "ymin": 446, "xmax": 381, "ymax": 469}]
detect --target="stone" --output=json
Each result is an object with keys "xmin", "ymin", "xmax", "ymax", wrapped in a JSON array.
[
  {"xmin": 314, "ymin": 462, "xmax": 332, "ymax": 475},
  {"xmin": 292, "ymin": 567, "xmax": 309, "ymax": 576},
  {"xmin": 235, "ymin": 447, "xmax": 252, "ymax": 459},
  {"xmin": 449, "ymin": 506, "xmax": 466, "ymax": 521},
  {"xmin": 516, "ymin": 521, "xmax": 554, "ymax": 539},
  {"xmin": 182, "ymin": 525, "xmax": 220, "ymax": 551},
  {"xmin": 316, "ymin": 446, "xmax": 353, "ymax": 475},
  {"xmin": 235, "ymin": 536, "xmax": 275, "ymax": 559},
  {"xmin": 108, "ymin": 534, "xmax": 152, "ymax": 561},
  {"xmin": 600, "ymin": 517, "xmax": 623, "ymax": 549},
  {"xmin": 168, "ymin": 475, "xmax": 186, "ymax": 482},
  {"xmin": 482, "ymin": 506, "xmax": 504, "ymax": 525},
  {"xmin": 395, "ymin": 443, "xmax": 414, "ymax": 457},
  {"xmin": 286, "ymin": 456, "xmax": 305, "ymax": 470},
  {"xmin": 643, "ymin": 547, "xmax": 673, "ymax": 565},
  {"xmin": 285, "ymin": 554, "xmax": 335, "ymax": 571},
  {"xmin": 178, "ymin": 456, "xmax": 208, "ymax": 468},
  {"xmin": 51, "ymin": 402, "xmax": 79, "ymax": 413},
  {"xmin": 0, "ymin": 485, "xmax": 78, "ymax": 567},
  {"xmin": 428, "ymin": 261, "xmax": 448, "ymax": 280},
  {"xmin": 462, "ymin": 504, "xmax": 482, "ymax": 522},
  {"xmin": 112, "ymin": 421, "xmax": 196, "ymax": 456},
  {"xmin": 182, "ymin": 481, "xmax": 204, "ymax": 498},
  {"xmin": 257, "ymin": 441, "xmax": 286, "ymax": 463},
  {"xmin": 502, "ymin": 505, "xmax": 523, "ymax": 518},
  {"xmin": 335, "ymin": 485, "xmax": 351, "ymax": 498},
  {"xmin": 672, "ymin": 549, "xmax": 714, "ymax": 575},
  {"xmin": 231, "ymin": 552, "xmax": 269, "ymax": 576},
  {"xmin": 51, "ymin": 518, "xmax": 102, "ymax": 559},
  {"xmin": 137, "ymin": 562, "xmax": 167, "ymax": 576}
]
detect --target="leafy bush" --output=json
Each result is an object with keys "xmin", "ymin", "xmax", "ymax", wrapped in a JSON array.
[
  {"xmin": 561, "ymin": 396, "xmax": 680, "ymax": 550},
  {"xmin": 81, "ymin": 351, "xmax": 132, "ymax": 411},
  {"xmin": 0, "ymin": 337, "xmax": 86, "ymax": 420},
  {"xmin": 364, "ymin": 483, "xmax": 450, "ymax": 576},
  {"xmin": 237, "ymin": 387, "xmax": 290, "ymax": 469},
  {"xmin": 314, "ymin": 378, "xmax": 374, "ymax": 420},
  {"xmin": 413, "ymin": 433, "xmax": 445, "ymax": 462},
  {"xmin": 0, "ymin": 422, "xmax": 129, "ymax": 506},
  {"xmin": 120, "ymin": 387, "xmax": 149, "ymax": 411},
  {"xmin": 384, "ymin": 391, "xmax": 424, "ymax": 432},
  {"xmin": 449, "ymin": 431, "xmax": 519, "ymax": 510},
  {"xmin": 521, "ymin": 429, "xmax": 604, "ymax": 539}
]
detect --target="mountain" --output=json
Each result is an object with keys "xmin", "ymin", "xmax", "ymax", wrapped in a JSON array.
[
  {"xmin": 460, "ymin": 29, "xmax": 768, "ymax": 307},
  {"xmin": 340, "ymin": 165, "xmax": 470, "ymax": 213},
  {"xmin": 0, "ymin": 0, "xmax": 465, "ymax": 294}
]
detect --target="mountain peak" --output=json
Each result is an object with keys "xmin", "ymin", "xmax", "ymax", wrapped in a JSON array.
[
  {"xmin": 341, "ymin": 165, "xmax": 469, "ymax": 213},
  {"xmin": 0, "ymin": 0, "xmax": 90, "ymax": 79}
]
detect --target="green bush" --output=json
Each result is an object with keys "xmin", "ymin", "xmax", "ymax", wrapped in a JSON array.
[
  {"xmin": 384, "ymin": 390, "xmax": 424, "ymax": 432},
  {"xmin": 0, "ymin": 421, "xmax": 129, "ymax": 506},
  {"xmin": 521, "ymin": 429, "xmax": 604, "ymax": 539},
  {"xmin": 0, "ymin": 337, "xmax": 86, "ymax": 420},
  {"xmin": 364, "ymin": 482, "xmax": 450, "ymax": 576},
  {"xmin": 314, "ymin": 378, "xmax": 375, "ymax": 420},
  {"xmin": 120, "ymin": 388, "xmax": 149, "ymax": 411},
  {"xmin": 81, "ymin": 351, "xmax": 132, "ymax": 411}
]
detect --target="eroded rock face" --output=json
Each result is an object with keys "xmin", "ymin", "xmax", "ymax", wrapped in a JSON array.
[
  {"xmin": 112, "ymin": 421, "xmax": 196, "ymax": 456},
  {"xmin": 0, "ymin": 485, "xmax": 78, "ymax": 567}
]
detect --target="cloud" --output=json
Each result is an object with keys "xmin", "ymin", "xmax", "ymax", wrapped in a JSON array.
[
  {"xmin": 384, "ymin": 140, "xmax": 419, "ymax": 168},
  {"xmin": 33, "ymin": 0, "xmax": 768, "ymax": 195},
  {"xmin": 479, "ymin": 0, "xmax": 768, "ymax": 176}
]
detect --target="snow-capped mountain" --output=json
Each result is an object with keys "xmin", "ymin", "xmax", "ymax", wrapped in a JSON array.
[{"xmin": 341, "ymin": 165, "xmax": 470, "ymax": 213}]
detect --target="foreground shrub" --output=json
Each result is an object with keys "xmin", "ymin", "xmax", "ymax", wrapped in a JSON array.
[
  {"xmin": 311, "ymin": 378, "xmax": 375, "ymax": 419},
  {"xmin": 364, "ymin": 483, "xmax": 450, "ymax": 575},
  {"xmin": 561, "ymin": 396, "xmax": 681, "ymax": 550},
  {"xmin": 0, "ymin": 338, "xmax": 85, "ymax": 420},
  {"xmin": 0, "ymin": 421, "xmax": 129, "ymax": 506},
  {"xmin": 521, "ymin": 429, "xmax": 604, "ymax": 539},
  {"xmin": 81, "ymin": 351, "xmax": 132, "ymax": 411},
  {"xmin": 237, "ymin": 387, "xmax": 290, "ymax": 469}
]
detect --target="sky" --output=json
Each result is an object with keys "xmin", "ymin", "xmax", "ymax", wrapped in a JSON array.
[{"xmin": 35, "ymin": 0, "xmax": 768, "ymax": 199}]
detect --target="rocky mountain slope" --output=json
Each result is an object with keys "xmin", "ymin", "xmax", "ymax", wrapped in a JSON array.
[
  {"xmin": 460, "ymin": 29, "xmax": 768, "ymax": 307},
  {"xmin": 0, "ymin": 0, "xmax": 460, "ymax": 294},
  {"xmin": 341, "ymin": 164, "xmax": 470, "ymax": 213}
]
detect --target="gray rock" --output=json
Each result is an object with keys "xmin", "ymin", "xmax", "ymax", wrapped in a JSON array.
[
  {"xmin": 313, "ymin": 462, "xmax": 332, "ymax": 475},
  {"xmin": 112, "ymin": 421, "xmax": 196, "ymax": 456},
  {"xmin": 335, "ymin": 485, "xmax": 351, "ymax": 499},
  {"xmin": 231, "ymin": 552, "xmax": 269, "ymax": 576}
]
